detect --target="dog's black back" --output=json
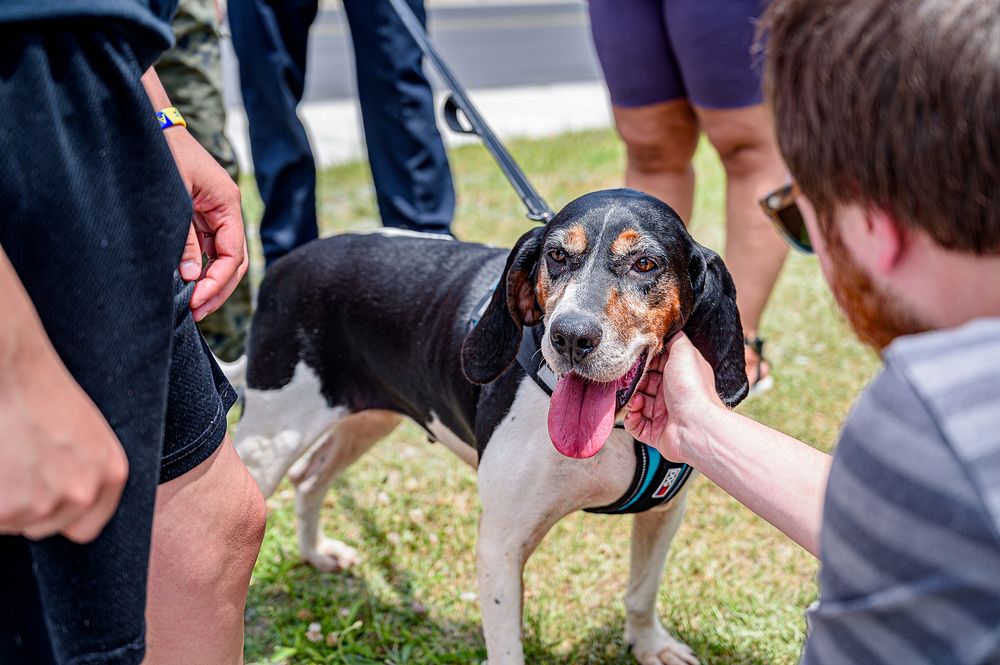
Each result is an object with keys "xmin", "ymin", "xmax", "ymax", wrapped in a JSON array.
[
  {"xmin": 247, "ymin": 232, "xmax": 522, "ymax": 450},
  {"xmin": 246, "ymin": 189, "xmax": 748, "ymax": 459}
]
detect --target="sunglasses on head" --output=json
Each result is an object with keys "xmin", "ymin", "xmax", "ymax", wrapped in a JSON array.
[{"xmin": 759, "ymin": 182, "xmax": 813, "ymax": 254}]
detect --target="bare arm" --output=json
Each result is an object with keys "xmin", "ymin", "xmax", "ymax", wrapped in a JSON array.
[
  {"xmin": 141, "ymin": 67, "xmax": 247, "ymax": 321},
  {"xmin": 674, "ymin": 403, "xmax": 829, "ymax": 556},
  {"xmin": 0, "ymin": 248, "xmax": 128, "ymax": 543},
  {"xmin": 140, "ymin": 65, "xmax": 172, "ymax": 110},
  {"xmin": 625, "ymin": 334, "xmax": 831, "ymax": 556}
]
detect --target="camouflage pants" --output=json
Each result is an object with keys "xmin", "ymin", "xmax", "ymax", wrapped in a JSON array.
[{"xmin": 158, "ymin": 0, "xmax": 252, "ymax": 361}]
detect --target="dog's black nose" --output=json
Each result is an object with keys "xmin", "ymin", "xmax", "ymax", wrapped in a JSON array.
[{"xmin": 550, "ymin": 314, "xmax": 603, "ymax": 364}]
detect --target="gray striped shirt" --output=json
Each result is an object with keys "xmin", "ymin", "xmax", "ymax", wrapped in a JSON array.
[{"xmin": 802, "ymin": 318, "xmax": 1000, "ymax": 664}]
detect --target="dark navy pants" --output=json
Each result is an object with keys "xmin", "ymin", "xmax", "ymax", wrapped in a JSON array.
[{"xmin": 228, "ymin": 0, "xmax": 455, "ymax": 266}]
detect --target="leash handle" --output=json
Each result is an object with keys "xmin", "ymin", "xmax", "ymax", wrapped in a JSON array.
[{"xmin": 386, "ymin": 0, "xmax": 555, "ymax": 224}]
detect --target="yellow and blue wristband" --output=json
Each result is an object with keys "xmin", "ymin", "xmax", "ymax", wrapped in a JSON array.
[{"xmin": 156, "ymin": 106, "xmax": 186, "ymax": 130}]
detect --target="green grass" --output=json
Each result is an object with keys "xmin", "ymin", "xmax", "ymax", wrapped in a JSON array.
[{"xmin": 237, "ymin": 130, "xmax": 880, "ymax": 664}]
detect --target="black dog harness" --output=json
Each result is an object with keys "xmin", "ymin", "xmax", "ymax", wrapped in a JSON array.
[{"xmin": 469, "ymin": 287, "xmax": 693, "ymax": 514}]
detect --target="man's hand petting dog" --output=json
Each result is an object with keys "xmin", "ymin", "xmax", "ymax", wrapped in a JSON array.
[
  {"xmin": 624, "ymin": 333, "xmax": 723, "ymax": 462},
  {"xmin": 167, "ymin": 126, "xmax": 248, "ymax": 321}
]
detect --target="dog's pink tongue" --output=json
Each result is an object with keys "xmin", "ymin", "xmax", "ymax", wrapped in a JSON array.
[{"xmin": 548, "ymin": 373, "xmax": 617, "ymax": 459}]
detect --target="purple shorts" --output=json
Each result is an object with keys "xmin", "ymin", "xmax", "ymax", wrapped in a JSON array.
[{"xmin": 589, "ymin": 0, "xmax": 768, "ymax": 109}]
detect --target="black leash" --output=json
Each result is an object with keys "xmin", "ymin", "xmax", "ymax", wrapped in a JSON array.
[{"xmin": 386, "ymin": 0, "xmax": 555, "ymax": 224}]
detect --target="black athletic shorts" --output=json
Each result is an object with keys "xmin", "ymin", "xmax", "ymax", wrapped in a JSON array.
[{"xmin": 0, "ymin": 23, "xmax": 236, "ymax": 665}]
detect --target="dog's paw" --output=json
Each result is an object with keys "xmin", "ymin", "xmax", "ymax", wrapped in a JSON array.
[
  {"xmin": 303, "ymin": 538, "xmax": 361, "ymax": 573},
  {"xmin": 627, "ymin": 624, "xmax": 699, "ymax": 665}
]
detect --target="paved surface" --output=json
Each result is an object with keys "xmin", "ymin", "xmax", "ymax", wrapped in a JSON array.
[
  {"xmin": 221, "ymin": 2, "xmax": 600, "ymax": 105},
  {"xmin": 221, "ymin": 2, "xmax": 613, "ymax": 171}
]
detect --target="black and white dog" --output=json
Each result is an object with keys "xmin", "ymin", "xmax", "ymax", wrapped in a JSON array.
[{"xmin": 231, "ymin": 189, "xmax": 747, "ymax": 665}]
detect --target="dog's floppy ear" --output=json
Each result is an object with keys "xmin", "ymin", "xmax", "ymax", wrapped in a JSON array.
[
  {"xmin": 462, "ymin": 226, "xmax": 545, "ymax": 384},
  {"xmin": 683, "ymin": 245, "xmax": 749, "ymax": 407}
]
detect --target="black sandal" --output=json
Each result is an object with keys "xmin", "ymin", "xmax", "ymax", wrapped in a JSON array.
[{"xmin": 744, "ymin": 336, "xmax": 774, "ymax": 397}]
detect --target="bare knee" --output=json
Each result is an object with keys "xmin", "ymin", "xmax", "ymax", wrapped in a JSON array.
[
  {"xmin": 706, "ymin": 122, "xmax": 773, "ymax": 179},
  {"xmin": 614, "ymin": 101, "xmax": 699, "ymax": 176},
  {"xmin": 714, "ymin": 138, "xmax": 773, "ymax": 180},
  {"xmin": 209, "ymin": 465, "xmax": 266, "ymax": 592},
  {"xmin": 151, "ymin": 441, "xmax": 267, "ymax": 599},
  {"xmin": 223, "ymin": 470, "xmax": 267, "ymax": 579},
  {"xmin": 145, "ymin": 441, "xmax": 265, "ymax": 663},
  {"xmin": 699, "ymin": 106, "xmax": 782, "ymax": 180}
]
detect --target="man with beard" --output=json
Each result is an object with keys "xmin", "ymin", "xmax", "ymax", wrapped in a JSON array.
[{"xmin": 624, "ymin": 0, "xmax": 1000, "ymax": 662}]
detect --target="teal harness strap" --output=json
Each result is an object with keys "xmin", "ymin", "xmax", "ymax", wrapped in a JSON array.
[{"xmin": 584, "ymin": 440, "xmax": 693, "ymax": 515}]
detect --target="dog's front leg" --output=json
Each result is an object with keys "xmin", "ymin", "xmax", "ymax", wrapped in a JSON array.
[
  {"xmin": 476, "ymin": 500, "xmax": 561, "ymax": 665},
  {"xmin": 476, "ymin": 433, "xmax": 569, "ymax": 665},
  {"xmin": 625, "ymin": 489, "xmax": 699, "ymax": 665},
  {"xmin": 477, "ymin": 515, "xmax": 528, "ymax": 664}
]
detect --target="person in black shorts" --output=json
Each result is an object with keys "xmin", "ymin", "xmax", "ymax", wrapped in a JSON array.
[{"xmin": 0, "ymin": 2, "xmax": 265, "ymax": 663}]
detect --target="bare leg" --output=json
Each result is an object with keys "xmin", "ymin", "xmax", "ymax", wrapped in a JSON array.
[
  {"xmin": 624, "ymin": 492, "xmax": 698, "ymax": 665},
  {"xmin": 289, "ymin": 410, "xmax": 402, "ymax": 572},
  {"xmin": 696, "ymin": 104, "xmax": 790, "ymax": 383},
  {"xmin": 612, "ymin": 99, "xmax": 700, "ymax": 222},
  {"xmin": 144, "ymin": 437, "xmax": 266, "ymax": 665}
]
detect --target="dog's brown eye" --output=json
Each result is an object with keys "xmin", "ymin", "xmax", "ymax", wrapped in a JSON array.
[
  {"xmin": 632, "ymin": 257, "xmax": 657, "ymax": 273},
  {"xmin": 548, "ymin": 248, "xmax": 567, "ymax": 263}
]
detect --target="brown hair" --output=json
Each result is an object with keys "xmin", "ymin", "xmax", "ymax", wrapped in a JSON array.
[{"xmin": 761, "ymin": 0, "xmax": 1000, "ymax": 254}]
